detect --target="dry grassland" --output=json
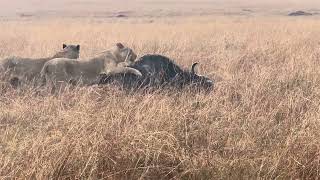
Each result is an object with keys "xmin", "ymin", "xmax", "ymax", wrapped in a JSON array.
[{"xmin": 1, "ymin": 15, "xmax": 320, "ymax": 179}]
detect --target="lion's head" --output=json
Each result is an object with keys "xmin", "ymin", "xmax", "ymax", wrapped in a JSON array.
[
  {"xmin": 53, "ymin": 44, "xmax": 80, "ymax": 59},
  {"xmin": 112, "ymin": 43, "xmax": 137, "ymax": 64}
]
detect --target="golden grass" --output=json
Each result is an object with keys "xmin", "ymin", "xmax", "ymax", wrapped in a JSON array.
[{"xmin": 1, "ymin": 16, "xmax": 320, "ymax": 179}]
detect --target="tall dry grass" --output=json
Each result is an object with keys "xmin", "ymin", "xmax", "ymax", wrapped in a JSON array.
[{"xmin": 1, "ymin": 16, "xmax": 320, "ymax": 179}]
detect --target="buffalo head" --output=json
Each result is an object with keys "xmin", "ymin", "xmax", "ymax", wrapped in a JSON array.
[{"xmin": 171, "ymin": 63, "xmax": 214, "ymax": 91}]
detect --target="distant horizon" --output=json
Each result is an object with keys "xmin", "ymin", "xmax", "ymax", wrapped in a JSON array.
[{"xmin": 0, "ymin": 0, "xmax": 319, "ymax": 17}]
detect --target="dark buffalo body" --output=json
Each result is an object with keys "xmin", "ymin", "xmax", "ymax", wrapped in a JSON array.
[{"xmin": 97, "ymin": 54, "xmax": 214, "ymax": 91}]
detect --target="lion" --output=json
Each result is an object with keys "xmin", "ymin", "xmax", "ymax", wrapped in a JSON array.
[
  {"xmin": 0, "ymin": 44, "xmax": 80, "ymax": 85},
  {"xmin": 40, "ymin": 43, "xmax": 141, "ymax": 89}
]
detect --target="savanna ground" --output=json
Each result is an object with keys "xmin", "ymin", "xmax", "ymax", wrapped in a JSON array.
[{"xmin": 1, "ymin": 0, "xmax": 320, "ymax": 179}]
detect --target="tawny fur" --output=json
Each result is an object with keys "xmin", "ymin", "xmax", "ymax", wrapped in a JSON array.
[
  {"xmin": 0, "ymin": 44, "xmax": 80, "ymax": 83},
  {"xmin": 40, "ymin": 43, "xmax": 140, "ymax": 87}
]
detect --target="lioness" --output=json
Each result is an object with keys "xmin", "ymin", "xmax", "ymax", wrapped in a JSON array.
[
  {"xmin": 0, "ymin": 44, "xmax": 80, "ymax": 85},
  {"xmin": 41, "ymin": 43, "xmax": 141, "ymax": 88}
]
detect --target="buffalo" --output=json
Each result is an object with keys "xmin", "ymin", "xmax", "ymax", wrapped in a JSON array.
[{"xmin": 95, "ymin": 54, "xmax": 214, "ymax": 92}]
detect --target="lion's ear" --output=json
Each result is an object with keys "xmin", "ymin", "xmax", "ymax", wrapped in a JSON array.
[
  {"xmin": 63, "ymin": 44, "xmax": 67, "ymax": 49},
  {"xmin": 116, "ymin": 43, "xmax": 124, "ymax": 49}
]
